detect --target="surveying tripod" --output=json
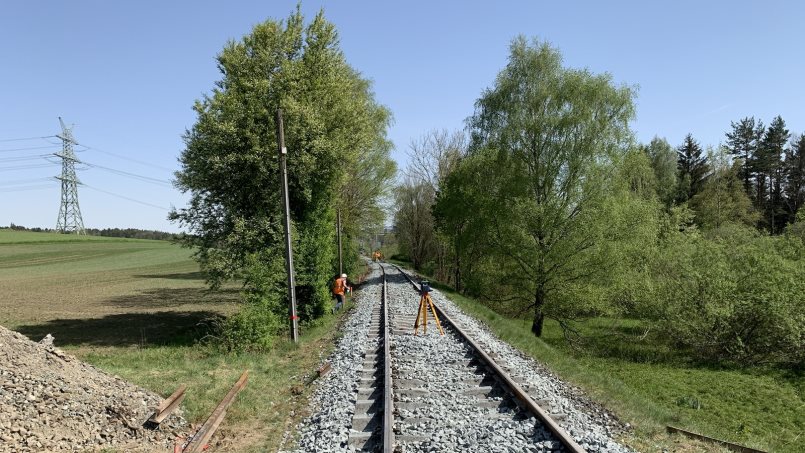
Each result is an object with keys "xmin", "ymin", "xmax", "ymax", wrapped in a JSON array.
[{"xmin": 413, "ymin": 280, "xmax": 444, "ymax": 336}]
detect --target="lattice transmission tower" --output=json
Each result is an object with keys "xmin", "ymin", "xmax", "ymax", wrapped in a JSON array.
[{"xmin": 55, "ymin": 117, "xmax": 86, "ymax": 234}]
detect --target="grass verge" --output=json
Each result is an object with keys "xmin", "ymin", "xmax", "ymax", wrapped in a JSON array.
[{"xmin": 74, "ymin": 310, "xmax": 349, "ymax": 452}]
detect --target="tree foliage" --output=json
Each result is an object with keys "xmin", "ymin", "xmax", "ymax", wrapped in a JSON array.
[
  {"xmin": 676, "ymin": 134, "xmax": 710, "ymax": 202},
  {"xmin": 393, "ymin": 130, "xmax": 466, "ymax": 282},
  {"xmin": 655, "ymin": 224, "xmax": 805, "ymax": 365},
  {"xmin": 689, "ymin": 147, "xmax": 757, "ymax": 229},
  {"xmin": 435, "ymin": 37, "xmax": 636, "ymax": 336},
  {"xmin": 171, "ymin": 8, "xmax": 395, "ymax": 347},
  {"xmin": 390, "ymin": 37, "xmax": 805, "ymax": 367},
  {"xmin": 644, "ymin": 136, "xmax": 677, "ymax": 208}
]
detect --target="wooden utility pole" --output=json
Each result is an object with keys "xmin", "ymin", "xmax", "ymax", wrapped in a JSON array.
[
  {"xmin": 337, "ymin": 209, "xmax": 343, "ymax": 275},
  {"xmin": 276, "ymin": 109, "xmax": 298, "ymax": 342}
]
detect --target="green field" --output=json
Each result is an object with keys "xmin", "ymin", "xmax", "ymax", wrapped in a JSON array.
[{"xmin": 0, "ymin": 230, "xmax": 347, "ymax": 451}]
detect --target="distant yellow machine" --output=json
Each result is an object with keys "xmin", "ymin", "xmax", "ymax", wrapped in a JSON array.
[{"xmin": 372, "ymin": 250, "xmax": 383, "ymax": 262}]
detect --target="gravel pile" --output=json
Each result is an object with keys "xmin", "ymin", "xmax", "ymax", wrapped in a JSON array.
[
  {"xmin": 0, "ymin": 326, "xmax": 186, "ymax": 452},
  {"xmin": 285, "ymin": 262, "xmax": 382, "ymax": 452}
]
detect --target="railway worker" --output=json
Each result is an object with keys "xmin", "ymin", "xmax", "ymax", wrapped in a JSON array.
[{"xmin": 332, "ymin": 273, "xmax": 351, "ymax": 311}]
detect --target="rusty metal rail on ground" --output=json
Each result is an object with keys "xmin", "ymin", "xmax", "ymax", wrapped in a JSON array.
[
  {"xmin": 183, "ymin": 370, "xmax": 249, "ymax": 453},
  {"xmin": 666, "ymin": 425, "xmax": 767, "ymax": 453},
  {"xmin": 147, "ymin": 384, "xmax": 186, "ymax": 427},
  {"xmin": 380, "ymin": 265, "xmax": 394, "ymax": 453},
  {"xmin": 390, "ymin": 264, "xmax": 586, "ymax": 453}
]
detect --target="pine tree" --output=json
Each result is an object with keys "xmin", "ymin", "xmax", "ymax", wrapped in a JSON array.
[
  {"xmin": 677, "ymin": 134, "xmax": 710, "ymax": 202},
  {"xmin": 757, "ymin": 116, "xmax": 790, "ymax": 233},
  {"xmin": 785, "ymin": 134, "xmax": 805, "ymax": 219},
  {"xmin": 725, "ymin": 117, "xmax": 763, "ymax": 195}
]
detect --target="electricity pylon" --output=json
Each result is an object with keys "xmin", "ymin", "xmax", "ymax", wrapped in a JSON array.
[{"xmin": 55, "ymin": 117, "xmax": 85, "ymax": 234}]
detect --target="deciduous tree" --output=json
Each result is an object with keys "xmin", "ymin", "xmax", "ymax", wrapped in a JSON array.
[
  {"xmin": 450, "ymin": 37, "xmax": 636, "ymax": 337},
  {"xmin": 170, "ymin": 8, "xmax": 394, "ymax": 344},
  {"xmin": 644, "ymin": 136, "xmax": 677, "ymax": 208},
  {"xmin": 690, "ymin": 146, "xmax": 757, "ymax": 230}
]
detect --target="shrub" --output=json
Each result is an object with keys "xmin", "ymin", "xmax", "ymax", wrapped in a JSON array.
[
  {"xmin": 655, "ymin": 224, "xmax": 805, "ymax": 366},
  {"xmin": 217, "ymin": 252, "xmax": 287, "ymax": 352}
]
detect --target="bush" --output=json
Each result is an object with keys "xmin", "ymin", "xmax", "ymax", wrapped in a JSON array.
[
  {"xmin": 655, "ymin": 224, "xmax": 805, "ymax": 366},
  {"xmin": 216, "ymin": 252, "xmax": 287, "ymax": 352},
  {"xmin": 216, "ymin": 301, "xmax": 284, "ymax": 352}
]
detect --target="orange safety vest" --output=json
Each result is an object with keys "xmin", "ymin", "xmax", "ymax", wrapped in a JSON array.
[{"xmin": 333, "ymin": 277, "xmax": 347, "ymax": 296}]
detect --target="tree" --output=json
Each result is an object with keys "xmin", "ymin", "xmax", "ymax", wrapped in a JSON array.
[
  {"xmin": 644, "ymin": 136, "xmax": 678, "ymax": 208},
  {"xmin": 676, "ymin": 134, "xmax": 710, "ymax": 202},
  {"xmin": 397, "ymin": 129, "xmax": 467, "ymax": 282},
  {"xmin": 757, "ymin": 116, "xmax": 790, "ymax": 233},
  {"xmin": 405, "ymin": 129, "xmax": 466, "ymax": 192},
  {"xmin": 454, "ymin": 37, "xmax": 636, "ymax": 337},
  {"xmin": 170, "ymin": 8, "xmax": 394, "ymax": 343},
  {"xmin": 689, "ymin": 146, "xmax": 757, "ymax": 230},
  {"xmin": 785, "ymin": 134, "xmax": 805, "ymax": 218},
  {"xmin": 725, "ymin": 117, "xmax": 763, "ymax": 193},
  {"xmin": 393, "ymin": 179, "xmax": 436, "ymax": 270}
]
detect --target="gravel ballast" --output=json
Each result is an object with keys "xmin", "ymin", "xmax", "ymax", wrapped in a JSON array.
[
  {"xmin": 0, "ymin": 326, "xmax": 186, "ymax": 452},
  {"xmin": 286, "ymin": 263, "xmax": 633, "ymax": 452}
]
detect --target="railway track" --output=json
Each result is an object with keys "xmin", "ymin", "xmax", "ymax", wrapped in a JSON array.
[
  {"xmin": 348, "ymin": 265, "xmax": 393, "ymax": 451},
  {"xmin": 346, "ymin": 262, "xmax": 586, "ymax": 452}
]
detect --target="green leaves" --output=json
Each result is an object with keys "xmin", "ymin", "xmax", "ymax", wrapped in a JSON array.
[
  {"xmin": 654, "ymin": 224, "xmax": 805, "ymax": 365},
  {"xmin": 437, "ymin": 38, "xmax": 640, "ymax": 335},
  {"xmin": 171, "ymin": 8, "xmax": 394, "ymax": 346}
]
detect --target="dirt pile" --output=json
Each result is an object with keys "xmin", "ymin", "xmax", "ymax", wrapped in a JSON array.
[{"xmin": 0, "ymin": 326, "xmax": 187, "ymax": 452}]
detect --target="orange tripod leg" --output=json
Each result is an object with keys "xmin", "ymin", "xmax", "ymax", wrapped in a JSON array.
[
  {"xmin": 426, "ymin": 295, "xmax": 445, "ymax": 335},
  {"xmin": 414, "ymin": 295, "xmax": 426, "ymax": 335}
]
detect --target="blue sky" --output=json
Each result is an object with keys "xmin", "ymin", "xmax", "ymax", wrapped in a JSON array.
[{"xmin": 1, "ymin": 1, "xmax": 803, "ymax": 231}]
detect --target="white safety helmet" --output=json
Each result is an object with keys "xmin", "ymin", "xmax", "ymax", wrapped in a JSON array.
[{"xmin": 341, "ymin": 273, "xmax": 347, "ymax": 278}]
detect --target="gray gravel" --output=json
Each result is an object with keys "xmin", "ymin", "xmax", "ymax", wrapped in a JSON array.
[
  {"xmin": 284, "ymin": 262, "xmax": 382, "ymax": 452},
  {"xmin": 0, "ymin": 326, "xmax": 186, "ymax": 452},
  {"xmin": 285, "ymin": 262, "xmax": 633, "ymax": 453}
]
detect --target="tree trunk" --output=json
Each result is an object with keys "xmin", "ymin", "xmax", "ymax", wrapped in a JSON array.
[{"xmin": 531, "ymin": 286, "xmax": 545, "ymax": 337}]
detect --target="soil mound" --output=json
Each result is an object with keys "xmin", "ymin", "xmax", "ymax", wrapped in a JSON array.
[{"xmin": 0, "ymin": 326, "xmax": 186, "ymax": 452}]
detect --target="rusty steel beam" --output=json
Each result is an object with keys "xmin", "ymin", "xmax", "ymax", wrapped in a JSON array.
[
  {"xmin": 391, "ymin": 265, "xmax": 586, "ymax": 453},
  {"xmin": 667, "ymin": 426, "xmax": 767, "ymax": 453},
  {"xmin": 148, "ymin": 384, "xmax": 186, "ymax": 425},
  {"xmin": 381, "ymin": 265, "xmax": 394, "ymax": 453},
  {"xmin": 184, "ymin": 370, "xmax": 249, "ymax": 453}
]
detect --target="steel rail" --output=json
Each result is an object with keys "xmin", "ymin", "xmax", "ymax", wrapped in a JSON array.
[
  {"xmin": 147, "ymin": 384, "xmax": 186, "ymax": 425},
  {"xmin": 381, "ymin": 265, "xmax": 394, "ymax": 453},
  {"xmin": 666, "ymin": 426, "xmax": 767, "ymax": 453},
  {"xmin": 184, "ymin": 370, "xmax": 249, "ymax": 453},
  {"xmin": 390, "ymin": 264, "xmax": 586, "ymax": 453}
]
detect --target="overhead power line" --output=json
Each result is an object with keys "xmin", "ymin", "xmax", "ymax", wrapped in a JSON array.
[
  {"xmin": 0, "ymin": 135, "xmax": 57, "ymax": 143},
  {"xmin": 0, "ymin": 177, "xmax": 54, "ymax": 186},
  {"xmin": 83, "ymin": 161, "xmax": 173, "ymax": 186},
  {"xmin": 0, "ymin": 163, "xmax": 60, "ymax": 172},
  {"xmin": 82, "ymin": 183, "xmax": 170, "ymax": 211},
  {"xmin": 0, "ymin": 183, "xmax": 56, "ymax": 193},
  {"xmin": 0, "ymin": 145, "xmax": 62, "ymax": 153},
  {"xmin": 0, "ymin": 154, "xmax": 52, "ymax": 163},
  {"xmin": 79, "ymin": 144, "xmax": 174, "ymax": 172}
]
